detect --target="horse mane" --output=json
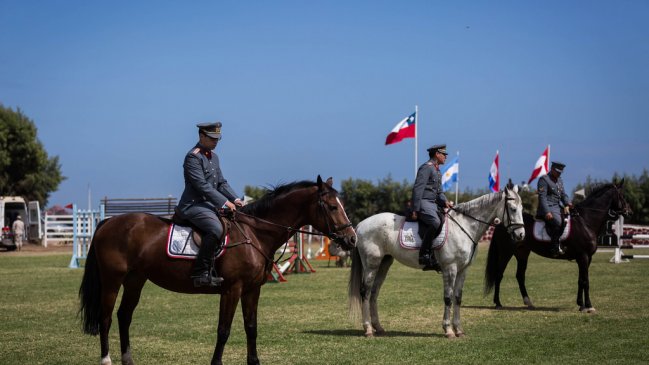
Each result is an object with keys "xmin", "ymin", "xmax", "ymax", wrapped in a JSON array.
[
  {"xmin": 241, "ymin": 180, "xmax": 336, "ymax": 217},
  {"xmin": 455, "ymin": 191, "xmax": 504, "ymax": 214},
  {"xmin": 577, "ymin": 183, "xmax": 615, "ymax": 208}
]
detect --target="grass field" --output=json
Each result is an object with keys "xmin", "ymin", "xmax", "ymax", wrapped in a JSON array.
[{"xmin": 1, "ymin": 245, "xmax": 649, "ymax": 364}]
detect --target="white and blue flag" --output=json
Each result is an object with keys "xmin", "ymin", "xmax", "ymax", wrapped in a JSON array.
[{"xmin": 441, "ymin": 155, "xmax": 459, "ymax": 192}]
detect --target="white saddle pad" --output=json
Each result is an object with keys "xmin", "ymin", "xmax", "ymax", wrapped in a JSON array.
[
  {"xmin": 399, "ymin": 216, "xmax": 448, "ymax": 250},
  {"xmin": 532, "ymin": 218, "xmax": 571, "ymax": 242},
  {"xmin": 166, "ymin": 224, "xmax": 229, "ymax": 260}
]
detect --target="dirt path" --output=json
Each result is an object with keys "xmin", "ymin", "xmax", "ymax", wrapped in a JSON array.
[{"xmin": 0, "ymin": 242, "xmax": 71, "ymax": 256}]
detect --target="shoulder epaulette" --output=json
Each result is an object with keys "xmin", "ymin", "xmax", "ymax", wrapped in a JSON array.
[{"xmin": 191, "ymin": 148, "xmax": 200, "ymax": 155}]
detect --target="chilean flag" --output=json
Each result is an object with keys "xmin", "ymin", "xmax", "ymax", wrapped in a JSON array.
[
  {"xmin": 489, "ymin": 151, "xmax": 500, "ymax": 192},
  {"xmin": 527, "ymin": 146, "xmax": 550, "ymax": 184},
  {"xmin": 385, "ymin": 112, "xmax": 416, "ymax": 145}
]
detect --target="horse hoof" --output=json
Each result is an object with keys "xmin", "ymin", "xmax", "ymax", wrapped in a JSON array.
[
  {"xmin": 455, "ymin": 332, "xmax": 465, "ymax": 338},
  {"xmin": 445, "ymin": 332, "xmax": 456, "ymax": 339},
  {"xmin": 375, "ymin": 329, "xmax": 386, "ymax": 336},
  {"xmin": 581, "ymin": 307, "xmax": 596, "ymax": 314},
  {"xmin": 495, "ymin": 305, "xmax": 503, "ymax": 310},
  {"xmin": 364, "ymin": 331, "xmax": 374, "ymax": 338}
]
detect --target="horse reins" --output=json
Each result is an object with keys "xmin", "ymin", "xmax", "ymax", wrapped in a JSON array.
[
  {"xmin": 222, "ymin": 191, "xmax": 353, "ymax": 266},
  {"xmin": 446, "ymin": 192, "xmax": 524, "ymax": 254}
]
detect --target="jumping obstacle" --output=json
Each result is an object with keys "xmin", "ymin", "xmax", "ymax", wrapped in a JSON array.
[
  {"xmin": 68, "ymin": 204, "xmax": 104, "ymax": 268},
  {"xmin": 599, "ymin": 217, "xmax": 649, "ymax": 263},
  {"xmin": 267, "ymin": 228, "xmax": 315, "ymax": 283}
]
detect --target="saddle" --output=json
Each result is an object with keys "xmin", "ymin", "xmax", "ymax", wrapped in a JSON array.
[
  {"xmin": 168, "ymin": 208, "xmax": 232, "ymax": 259},
  {"xmin": 399, "ymin": 216, "xmax": 448, "ymax": 250},
  {"xmin": 532, "ymin": 216, "xmax": 571, "ymax": 242}
]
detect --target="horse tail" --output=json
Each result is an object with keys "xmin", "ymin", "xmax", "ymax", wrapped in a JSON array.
[
  {"xmin": 78, "ymin": 218, "xmax": 110, "ymax": 335},
  {"xmin": 348, "ymin": 247, "xmax": 363, "ymax": 322},
  {"xmin": 484, "ymin": 224, "xmax": 507, "ymax": 296}
]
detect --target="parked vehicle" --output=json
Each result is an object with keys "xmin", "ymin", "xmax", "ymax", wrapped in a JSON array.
[{"xmin": 0, "ymin": 196, "xmax": 42, "ymax": 250}]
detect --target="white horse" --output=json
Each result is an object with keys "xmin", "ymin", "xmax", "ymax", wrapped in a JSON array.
[{"xmin": 348, "ymin": 187, "xmax": 525, "ymax": 338}]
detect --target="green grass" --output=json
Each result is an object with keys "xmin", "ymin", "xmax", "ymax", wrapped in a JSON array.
[{"xmin": 1, "ymin": 247, "xmax": 648, "ymax": 364}]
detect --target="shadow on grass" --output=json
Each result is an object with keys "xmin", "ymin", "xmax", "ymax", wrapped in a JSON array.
[
  {"xmin": 303, "ymin": 329, "xmax": 444, "ymax": 338},
  {"xmin": 462, "ymin": 305, "xmax": 561, "ymax": 312}
]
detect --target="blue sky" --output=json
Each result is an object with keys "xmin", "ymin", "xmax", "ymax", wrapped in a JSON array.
[{"xmin": 1, "ymin": 1, "xmax": 647, "ymax": 208}]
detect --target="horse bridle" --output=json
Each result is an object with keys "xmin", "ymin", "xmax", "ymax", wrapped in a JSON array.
[
  {"xmin": 317, "ymin": 190, "xmax": 354, "ymax": 244},
  {"xmin": 230, "ymin": 190, "xmax": 352, "ymax": 248},
  {"xmin": 450, "ymin": 191, "xmax": 524, "ymax": 234},
  {"xmin": 576, "ymin": 185, "xmax": 629, "ymax": 219}
]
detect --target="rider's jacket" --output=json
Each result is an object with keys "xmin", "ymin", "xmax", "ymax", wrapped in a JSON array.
[
  {"xmin": 412, "ymin": 160, "xmax": 448, "ymax": 215},
  {"xmin": 536, "ymin": 174, "xmax": 570, "ymax": 218},
  {"xmin": 177, "ymin": 143, "xmax": 238, "ymax": 213}
]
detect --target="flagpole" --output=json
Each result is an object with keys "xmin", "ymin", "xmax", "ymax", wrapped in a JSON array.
[
  {"xmin": 455, "ymin": 151, "xmax": 459, "ymax": 205},
  {"xmin": 414, "ymin": 105, "xmax": 418, "ymax": 178}
]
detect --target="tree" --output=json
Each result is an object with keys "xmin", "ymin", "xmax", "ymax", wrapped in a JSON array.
[
  {"xmin": 0, "ymin": 105, "xmax": 65, "ymax": 206},
  {"xmin": 337, "ymin": 176, "xmax": 413, "ymax": 225},
  {"xmin": 243, "ymin": 185, "xmax": 267, "ymax": 201}
]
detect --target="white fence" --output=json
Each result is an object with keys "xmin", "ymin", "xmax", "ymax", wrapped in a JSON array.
[{"xmin": 43, "ymin": 213, "xmax": 74, "ymax": 247}]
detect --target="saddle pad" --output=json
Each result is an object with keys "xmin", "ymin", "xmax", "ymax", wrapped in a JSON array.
[
  {"xmin": 532, "ymin": 218, "xmax": 571, "ymax": 242},
  {"xmin": 166, "ymin": 224, "xmax": 229, "ymax": 260},
  {"xmin": 399, "ymin": 216, "xmax": 448, "ymax": 250}
]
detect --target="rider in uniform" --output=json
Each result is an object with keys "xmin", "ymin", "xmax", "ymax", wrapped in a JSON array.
[
  {"xmin": 536, "ymin": 161, "xmax": 573, "ymax": 256},
  {"xmin": 176, "ymin": 122, "xmax": 243, "ymax": 287},
  {"xmin": 411, "ymin": 144, "xmax": 452, "ymax": 271}
]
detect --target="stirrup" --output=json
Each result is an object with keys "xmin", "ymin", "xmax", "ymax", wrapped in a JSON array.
[{"xmin": 191, "ymin": 272, "xmax": 223, "ymax": 287}]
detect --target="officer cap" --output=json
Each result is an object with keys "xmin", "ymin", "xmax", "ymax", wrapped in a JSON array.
[
  {"xmin": 427, "ymin": 144, "xmax": 448, "ymax": 155},
  {"xmin": 197, "ymin": 122, "xmax": 222, "ymax": 139},
  {"xmin": 551, "ymin": 161, "xmax": 566, "ymax": 173}
]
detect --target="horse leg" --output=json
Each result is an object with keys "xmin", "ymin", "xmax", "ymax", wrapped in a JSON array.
[
  {"xmin": 494, "ymin": 244, "xmax": 514, "ymax": 309},
  {"xmin": 515, "ymin": 249, "xmax": 534, "ymax": 309},
  {"xmin": 99, "ymin": 278, "xmax": 124, "ymax": 365},
  {"xmin": 441, "ymin": 264, "xmax": 457, "ymax": 338},
  {"xmin": 369, "ymin": 256, "xmax": 393, "ymax": 336},
  {"xmin": 116, "ymin": 273, "xmax": 147, "ymax": 365},
  {"xmin": 576, "ymin": 255, "xmax": 596, "ymax": 313},
  {"xmin": 211, "ymin": 287, "xmax": 242, "ymax": 365},
  {"xmin": 241, "ymin": 286, "xmax": 261, "ymax": 365},
  {"xmin": 452, "ymin": 269, "xmax": 468, "ymax": 337},
  {"xmin": 360, "ymin": 257, "xmax": 381, "ymax": 337}
]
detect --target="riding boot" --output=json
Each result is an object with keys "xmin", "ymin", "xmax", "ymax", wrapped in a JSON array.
[
  {"xmin": 550, "ymin": 235, "xmax": 563, "ymax": 257},
  {"xmin": 191, "ymin": 234, "xmax": 224, "ymax": 287},
  {"xmin": 419, "ymin": 228, "xmax": 441, "ymax": 272}
]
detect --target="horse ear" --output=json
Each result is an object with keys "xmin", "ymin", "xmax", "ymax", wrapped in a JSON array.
[
  {"xmin": 618, "ymin": 178, "xmax": 625, "ymax": 188},
  {"xmin": 326, "ymin": 177, "xmax": 333, "ymax": 186},
  {"xmin": 513, "ymin": 184, "xmax": 519, "ymax": 193},
  {"xmin": 317, "ymin": 175, "xmax": 323, "ymax": 191}
]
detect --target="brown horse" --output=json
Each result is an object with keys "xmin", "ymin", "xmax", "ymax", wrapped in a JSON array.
[
  {"xmin": 79, "ymin": 176, "xmax": 356, "ymax": 365},
  {"xmin": 484, "ymin": 181, "xmax": 631, "ymax": 313}
]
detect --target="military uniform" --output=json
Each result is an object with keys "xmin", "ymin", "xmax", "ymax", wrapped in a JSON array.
[
  {"xmin": 176, "ymin": 122, "xmax": 240, "ymax": 287},
  {"xmin": 536, "ymin": 161, "xmax": 571, "ymax": 255},
  {"xmin": 412, "ymin": 144, "xmax": 448, "ymax": 271}
]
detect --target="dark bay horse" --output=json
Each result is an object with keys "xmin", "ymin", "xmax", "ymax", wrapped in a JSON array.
[
  {"xmin": 484, "ymin": 181, "xmax": 631, "ymax": 313},
  {"xmin": 79, "ymin": 176, "xmax": 356, "ymax": 365}
]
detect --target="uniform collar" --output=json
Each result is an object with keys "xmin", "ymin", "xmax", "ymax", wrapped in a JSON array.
[{"xmin": 196, "ymin": 143, "xmax": 212, "ymax": 159}]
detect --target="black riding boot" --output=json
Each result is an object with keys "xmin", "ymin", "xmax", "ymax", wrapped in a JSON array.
[
  {"xmin": 191, "ymin": 234, "xmax": 224, "ymax": 287},
  {"xmin": 419, "ymin": 228, "xmax": 441, "ymax": 272},
  {"xmin": 550, "ymin": 235, "xmax": 563, "ymax": 257}
]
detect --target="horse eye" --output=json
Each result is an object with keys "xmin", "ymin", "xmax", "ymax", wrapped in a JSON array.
[{"xmin": 329, "ymin": 205, "xmax": 338, "ymax": 211}]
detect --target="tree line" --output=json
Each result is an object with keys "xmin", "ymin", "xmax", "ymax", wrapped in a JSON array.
[{"xmin": 244, "ymin": 173, "xmax": 649, "ymax": 226}]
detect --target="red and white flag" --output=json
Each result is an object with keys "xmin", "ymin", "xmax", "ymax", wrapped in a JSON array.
[
  {"xmin": 527, "ymin": 146, "xmax": 550, "ymax": 184},
  {"xmin": 385, "ymin": 112, "xmax": 416, "ymax": 145},
  {"xmin": 489, "ymin": 151, "xmax": 499, "ymax": 192}
]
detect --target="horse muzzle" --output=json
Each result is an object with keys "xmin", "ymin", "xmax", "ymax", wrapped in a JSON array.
[
  {"xmin": 510, "ymin": 226, "xmax": 526, "ymax": 242},
  {"xmin": 332, "ymin": 227, "xmax": 357, "ymax": 250}
]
